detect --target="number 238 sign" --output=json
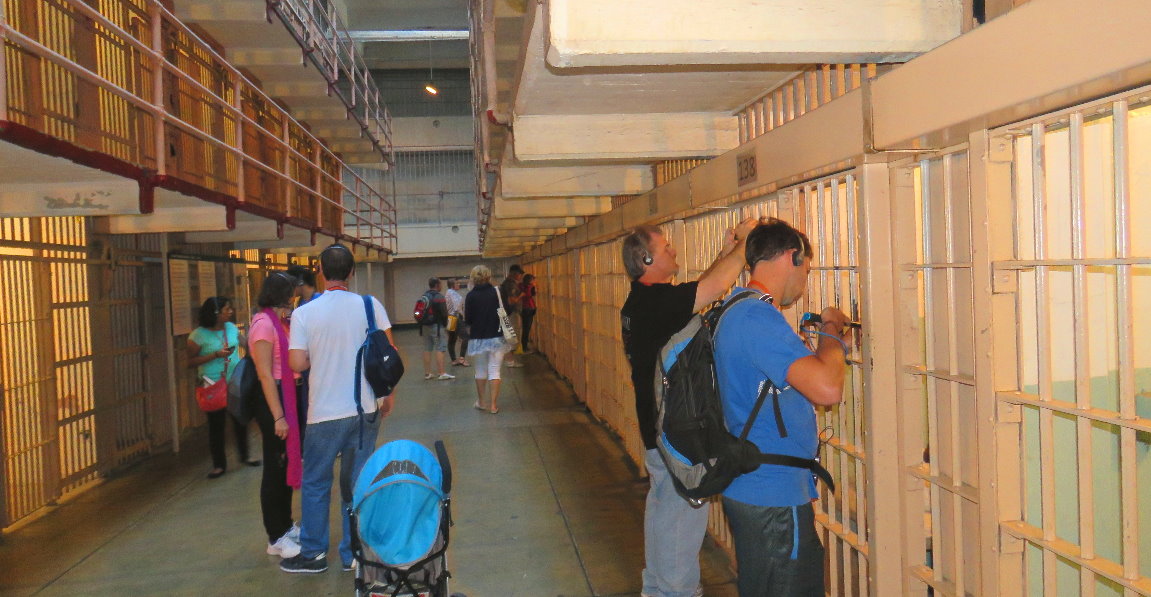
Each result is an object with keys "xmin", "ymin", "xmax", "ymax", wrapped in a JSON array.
[{"xmin": 736, "ymin": 151, "xmax": 757, "ymax": 187}]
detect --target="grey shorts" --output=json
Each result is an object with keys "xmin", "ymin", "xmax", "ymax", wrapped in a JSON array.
[{"xmin": 423, "ymin": 324, "xmax": 447, "ymax": 352}]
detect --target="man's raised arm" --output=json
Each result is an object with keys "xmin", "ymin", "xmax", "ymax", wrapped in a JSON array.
[{"xmin": 693, "ymin": 216, "xmax": 764, "ymax": 311}]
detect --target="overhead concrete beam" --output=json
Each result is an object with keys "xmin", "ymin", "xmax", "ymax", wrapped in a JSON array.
[
  {"xmin": 488, "ymin": 228, "xmax": 566, "ymax": 238},
  {"xmin": 489, "ymin": 216, "xmax": 585, "ymax": 230},
  {"xmin": 174, "ymin": 0, "xmax": 265, "ymax": 22},
  {"xmin": 263, "ymin": 80, "xmax": 330, "ymax": 98},
  {"xmin": 291, "ymin": 106, "xmax": 351, "ymax": 121},
  {"xmin": 546, "ymin": 0, "xmax": 962, "ymax": 68},
  {"xmin": 310, "ymin": 122, "xmax": 368, "ymax": 140},
  {"xmin": 99, "ymin": 206, "xmax": 229, "ymax": 234},
  {"xmin": 494, "ymin": 195, "xmax": 612, "ymax": 218},
  {"xmin": 235, "ymin": 224, "xmax": 315, "ymax": 250},
  {"xmin": 0, "ymin": 180, "xmax": 141, "ymax": 217},
  {"xmin": 229, "ymin": 47, "xmax": 304, "ymax": 68},
  {"xmin": 342, "ymin": 152, "xmax": 391, "ymax": 165},
  {"xmin": 514, "ymin": 113, "xmax": 738, "ymax": 162},
  {"xmin": 500, "ymin": 165, "xmax": 651, "ymax": 197},
  {"xmin": 184, "ymin": 214, "xmax": 280, "ymax": 243},
  {"xmin": 326, "ymin": 140, "xmax": 378, "ymax": 154}
]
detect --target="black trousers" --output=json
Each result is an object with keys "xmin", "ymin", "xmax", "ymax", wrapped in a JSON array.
[
  {"xmin": 254, "ymin": 378, "xmax": 308, "ymax": 543},
  {"xmin": 206, "ymin": 408, "xmax": 249, "ymax": 470},
  {"xmin": 722, "ymin": 499, "xmax": 825, "ymax": 597},
  {"xmin": 521, "ymin": 308, "xmax": 536, "ymax": 350},
  {"xmin": 448, "ymin": 326, "xmax": 469, "ymax": 360}
]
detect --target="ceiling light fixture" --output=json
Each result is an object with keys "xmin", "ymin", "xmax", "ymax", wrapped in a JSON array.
[{"xmin": 424, "ymin": 41, "xmax": 438, "ymax": 96}]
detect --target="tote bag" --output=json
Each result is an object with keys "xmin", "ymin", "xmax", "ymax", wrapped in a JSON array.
[{"xmin": 494, "ymin": 286, "xmax": 518, "ymax": 345}]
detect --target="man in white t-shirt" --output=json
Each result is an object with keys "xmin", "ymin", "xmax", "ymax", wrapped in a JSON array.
[{"xmin": 281, "ymin": 244, "xmax": 397, "ymax": 574}]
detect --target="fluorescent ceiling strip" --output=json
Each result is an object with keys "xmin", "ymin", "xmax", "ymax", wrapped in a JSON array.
[{"xmin": 348, "ymin": 30, "xmax": 470, "ymax": 42}]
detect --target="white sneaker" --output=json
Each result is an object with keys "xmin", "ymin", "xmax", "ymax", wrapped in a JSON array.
[
  {"xmin": 424, "ymin": 373, "xmax": 435, "ymax": 380},
  {"xmin": 286, "ymin": 523, "xmax": 300, "ymax": 543},
  {"xmin": 267, "ymin": 533, "xmax": 301, "ymax": 558},
  {"xmin": 436, "ymin": 373, "xmax": 455, "ymax": 380}
]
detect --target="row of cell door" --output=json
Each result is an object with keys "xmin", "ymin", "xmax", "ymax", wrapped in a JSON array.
[{"xmin": 0, "ymin": 217, "xmax": 165, "ymax": 528}]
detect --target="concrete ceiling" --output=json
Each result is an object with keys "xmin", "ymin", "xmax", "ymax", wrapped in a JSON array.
[{"xmin": 340, "ymin": 0, "xmax": 963, "ymax": 257}]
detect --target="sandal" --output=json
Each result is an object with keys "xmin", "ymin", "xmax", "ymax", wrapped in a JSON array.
[
  {"xmin": 473, "ymin": 401, "xmax": 486, "ymax": 411},
  {"xmin": 489, "ymin": 408, "xmax": 500, "ymax": 415}
]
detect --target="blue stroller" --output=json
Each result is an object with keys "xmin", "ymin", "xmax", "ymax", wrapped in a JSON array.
[{"xmin": 350, "ymin": 439, "xmax": 454, "ymax": 597}]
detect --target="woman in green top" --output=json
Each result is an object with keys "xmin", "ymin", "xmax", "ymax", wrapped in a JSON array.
[{"xmin": 187, "ymin": 296, "xmax": 258, "ymax": 478}]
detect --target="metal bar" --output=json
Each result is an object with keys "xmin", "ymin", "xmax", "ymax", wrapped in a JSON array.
[
  {"xmin": 993, "ymin": 257, "xmax": 1151, "ymax": 267},
  {"xmin": 997, "ymin": 392, "xmax": 1151, "ymax": 433},
  {"xmin": 0, "ymin": 0, "xmax": 8, "ymax": 123},
  {"xmin": 942, "ymin": 153, "xmax": 966, "ymax": 597},
  {"xmin": 1111, "ymin": 99, "xmax": 1140, "ymax": 583},
  {"xmin": 1002, "ymin": 521, "xmax": 1151, "ymax": 594},
  {"xmin": 1030, "ymin": 120, "xmax": 1059, "ymax": 597},
  {"xmin": 1067, "ymin": 113, "xmax": 1098, "ymax": 590}
]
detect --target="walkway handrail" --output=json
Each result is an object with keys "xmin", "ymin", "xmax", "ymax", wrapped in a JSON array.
[
  {"xmin": 0, "ymin": 0, "xmax": 396, "ymax": 252},
  {"xmin": 267, "ymin": 0, "xmax": 395, "ymax": 165}
]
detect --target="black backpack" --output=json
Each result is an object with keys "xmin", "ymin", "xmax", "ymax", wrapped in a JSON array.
[
  {"xmin": 357, "ymin": 294, "xmax": 404, "ymax": 400},
  {"xmin": 226, "ymin": 355, "xmax": 261, "ymax": 424},
  {"xmin": 653, "ymin": 291, "xmax": 835, "ymax": 506}
]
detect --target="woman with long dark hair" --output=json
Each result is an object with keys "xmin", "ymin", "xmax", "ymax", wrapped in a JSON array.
[
  {"xmin": 249, "ymin": 272, "xmax": 307, "ymax": 558},
  {"xmin": 187, "ymin": 296, "xmax": 257, "ymax": 478}
]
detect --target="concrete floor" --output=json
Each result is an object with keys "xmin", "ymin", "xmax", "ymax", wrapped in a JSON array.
[{"xmin": 0, "ymin": 328, "xmax": 737, "ymax": 596}]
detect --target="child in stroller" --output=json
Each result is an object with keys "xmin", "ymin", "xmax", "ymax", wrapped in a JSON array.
[{"xmin": 350, "ymin": 439, "xmax": 455, "ymax": 597}]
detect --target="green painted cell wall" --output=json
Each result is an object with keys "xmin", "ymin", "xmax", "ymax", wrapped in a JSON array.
[{"xmin": 1022, "ymin": 371, "xmax": 1151, "ymax": 594}]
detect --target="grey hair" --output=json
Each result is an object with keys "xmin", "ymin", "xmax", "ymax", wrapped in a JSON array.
[{"xmin": 621, "ymin": 225, "xmax": 661, "ymax": 280}]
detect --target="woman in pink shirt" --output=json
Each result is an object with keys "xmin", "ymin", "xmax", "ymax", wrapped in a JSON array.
[{"xmin": 249, "ymin": 272, "xmax": 307, "ymax": 559}]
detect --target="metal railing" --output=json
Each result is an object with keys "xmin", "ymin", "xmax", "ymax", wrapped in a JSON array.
[
  {"xmin": 268, "ymin": 0, "xmax": 394, "ymax": 164},
  {"xmin": 0, "ymin": 0, "xmax": 396, "ymax": 253},
  {"xmin": 734, "ymin": 64, "xmax": 896, "ymax": 145}
]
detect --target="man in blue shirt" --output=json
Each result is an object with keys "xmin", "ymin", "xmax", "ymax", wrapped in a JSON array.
[{"xmin": 713, "ymin": 218, "xmax": 850, "ymax": 596}]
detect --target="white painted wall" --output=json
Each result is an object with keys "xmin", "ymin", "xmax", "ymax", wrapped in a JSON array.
[
  {"xmin": 380, "ymin": 255, "xmax": 514, "ymax": 324},
  {"xmin": 397, "ymin": 223, "xmax": 480, "ymax": 257},
  {"xmin": 392, "ymin": 116, "xmax": 473, "ymax": 150}
]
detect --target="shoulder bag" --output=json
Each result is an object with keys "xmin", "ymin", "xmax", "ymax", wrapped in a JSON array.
[
  {"xmin": 195, "ymin": 330, "xmax": 230, "ymax": 412},
  {"xmin": 494, "ymin": 285, "xmax": 518, "ymax": 345}
]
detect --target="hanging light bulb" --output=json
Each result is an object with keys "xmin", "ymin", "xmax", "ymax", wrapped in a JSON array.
[{"xmin": 424, "ymin": 40, "xmax": 437, "ymax": 96}]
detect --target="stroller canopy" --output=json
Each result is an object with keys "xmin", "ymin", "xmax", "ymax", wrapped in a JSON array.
[{"xmin": 353, "ymin": 440, "xmax": 446, "ymax": 567}]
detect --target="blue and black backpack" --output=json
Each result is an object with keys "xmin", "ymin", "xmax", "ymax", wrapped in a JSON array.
[{"xmin": 653, "ymin": 291, "xmax": 835, "ymax": 506}]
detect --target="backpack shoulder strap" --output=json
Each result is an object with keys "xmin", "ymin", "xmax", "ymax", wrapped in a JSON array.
[
  {"xmin": 711, "ymin": 289, "xmax": 772, "ymax": 327},
  {"xmin": 362, "ymin": 294, "xmax": 378, "ymax": 333}
]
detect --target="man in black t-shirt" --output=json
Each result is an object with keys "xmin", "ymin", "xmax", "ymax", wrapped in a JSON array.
[
  {"xmin": 499, "ymin": 264, "xmax": 525, "ymax": 367},
  {"xmin": 620, "ymin": 216, "xmax": 763, "ymax": 597}
]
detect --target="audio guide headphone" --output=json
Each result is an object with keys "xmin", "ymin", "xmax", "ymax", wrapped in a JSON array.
[
  {"xmin": 790, "ymin": 228, "xmax": 805, "ymax": 267},
  {"xmin": 642, "ymin": 252, "xmax": 653, "ymax": 266}
]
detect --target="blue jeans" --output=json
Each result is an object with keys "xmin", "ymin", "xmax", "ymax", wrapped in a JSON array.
[
  {"xmin": 643, "ymin": 449, "xmax": 709, "ymax": 597},
  {"xmin": 299, "ymin": 414, "xmax": 381, "ymax": 564}
]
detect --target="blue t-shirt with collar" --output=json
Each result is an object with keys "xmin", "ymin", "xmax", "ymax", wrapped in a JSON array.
[{"xmin": 713, "ymin": 287, "xmax": 818, "ymax": 507}]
